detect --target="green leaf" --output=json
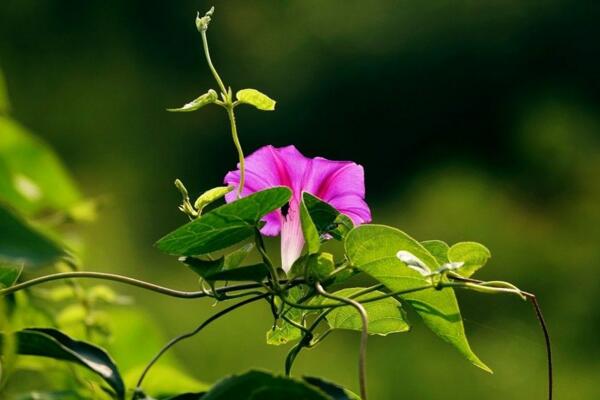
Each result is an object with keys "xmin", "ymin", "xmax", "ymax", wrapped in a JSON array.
[
  {"xmin": 200, "ymin": 370, "xmax": 330, "ymax": 400},
  {"xmin": 306, "ymin": 252, "xmax": 335, "ymax": 281},
  {"xmin": 0, "ymin": 261, "xmax": 22, "ymax": 288},
  {"xmin": 0, "ymin": 204, "xmax": 65, "ymax": 268},
  {"xmin": 168, "ymin": 89, "xmax": 218, "ymax": 112},
  {"xmin": 0, "ymin": 328, "xmax": 125, "ymax": 399},
  {"xmin": 267, "ymin": 286, "xmax": 306, "ymax": 346},
  {"xmin": 300, "ymin": 199, "xmax": 320, "ymax": 255},
  {"xmin": 421, "ymin": 240, "xmax": 450, "ymax": 265},
  {"xmin": 302, "ymin": 377, "xmax": 359, "ymax": 400},
  {"xmin": 345, "ymin": 224, "xmax": 490, "ymax": 372},
  {"xmin": 156, "ymin": 187, "xmax": 291, "ymax": 256},
  {"xmin": 124, "ymin": 365, "xmax": 208, "ymax": 398},
  {"xmin": 315, "ymin": 288, "xmax": 409, "ymax": 336},
  {"xmin": 235, "ymin": 89, "xmax": 276, "ymax": 111},
  {"xmin": 181, "ymin": 244, "xmax": 265, "ymax": 282},
  {"xmin": 447, "ymin": 242, "xmax": 491, "ymax": 278},
  {"xmin": 205, "ymin": 263, "xmax": 269, "ymax": 282},
  {"xmin": 0, "ymin": 116, "xmax": 81, "ymax": 216},
  {"xmin": 303, "ymin": 193, "xmax": 353, "ymax": 240}
]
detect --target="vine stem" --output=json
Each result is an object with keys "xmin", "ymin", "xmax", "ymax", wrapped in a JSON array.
[
  {"xmin": 200, "ymin": 20, "xmax": 245, "ymax": 198},
  {"xmin": 0, "ymin": 271, "xmax": 277, "ymax": 299},
  {"xmin": 315, "ymin": 282, "xmax": 368, "ymax": 400},
  {"xmin": 451, "ymin": 274, "xmax": 552, "ymax": 400},
  {"xmin": 134, "ymin": 293, "xmax": 267, "ymax": 394}
]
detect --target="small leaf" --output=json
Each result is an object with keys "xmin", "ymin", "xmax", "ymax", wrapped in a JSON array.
[
  {"xmin": 0, "ymin": 204, "xmax": 65, "ymax": 268},
  {"xmin": 168, "ymin": 89, "xmax": 218, "ymax": 112},
  {"xmin": 0, "ymin": 328, "xmax": 125, "ymax": 399},
  {"xmin": 0, "ymin": 116, "xmax": 82, "ymax": 216},
  {"xmin": 194, "ymin": 185, "xmax": 234, "ymax": 214},
  {"xmin": 0, "ymin": 261, "xmax": 22, "ymax": 288},
  {"xmin": 181, "ymin": 244, "xmax": 262, "ymax": 282},
  {"xmin": 235, "ymin": 89, "xmax": 276, "ymax": 111},
  {"xmin": 156, "ymin": 187, "xmax": 291, "ymax": 256},
  {"xmin": 447, "ymin": 242, "xmax": 491, "ymax": 278},
  {"xmin": 315, "ymin": 288, "xmax": 409, "ymax": 336},
  {"xmin": 206, "ymin": 263, "xmax": 269, "ymax": 282},
  {"xmin": 200, "ymin": 370, "xmax": 330, "ymax": 400},
  {"xmin": 345, "ymin": 224, "xmax": 490, "ymax": 372},
  {"xmin": 421, "ymin": 240, "xmax": 450, "ymax": 265}
]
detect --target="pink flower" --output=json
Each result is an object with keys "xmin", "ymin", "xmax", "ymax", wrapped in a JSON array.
[{"xmin": 224, "ymin": 145, "xmax": 371, "ymax": 272}]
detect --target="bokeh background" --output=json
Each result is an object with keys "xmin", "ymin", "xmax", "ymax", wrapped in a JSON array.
[{"xmin": 2, "ymin": 0, "xmax": 600, "ymax": 398}]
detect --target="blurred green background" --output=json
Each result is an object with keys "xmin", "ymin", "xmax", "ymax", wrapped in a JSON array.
[{"xmin": 1, "ymin": 0, "xmax": 599, "ymax": 398}]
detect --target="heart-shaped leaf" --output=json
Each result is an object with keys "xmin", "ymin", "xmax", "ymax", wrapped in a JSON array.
[
  {"xmin": 302, "ymin": 192, "xmax": 353, "ymax": 240},
  {"xmin": 345, "ymin": 224, "xmax": 490, "ymax": 372},
  {"xmin": 156, "ymin": 187, "xmax": 291, "ymax": 256}
]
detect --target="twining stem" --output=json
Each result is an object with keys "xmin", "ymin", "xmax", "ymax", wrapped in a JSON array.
[
  {"xmin": 199, "ymin": 14, "xmax": 245, "ymax": 197},
  {"xmin": 200, "ymin": 29, "xmax": 226, "ymax": 95},
  {"xmin": 316, "ymin": 282, "xmax": 368, "ymax": 400},
  {"xmin": 226, "ymin": 104, "xmax": 246, "ymax": 198},
  {"xmin": 134, "ymin": 293, "xmax": 267, "ymax": 393},
  {"xmin": 0, "ymin": 271, "xmax": 270, "ymax": 299},
  {"xmin": 450, "ymin": 274, "xmax": 552, "ymax": 400}
]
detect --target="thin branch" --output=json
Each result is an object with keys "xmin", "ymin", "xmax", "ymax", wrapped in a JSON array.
[
  {"xmin": 315, "ymin": 282, "xmax": 368, "ymax": 400},
  {"xmin": 0, "ymin": 271, "xmax": 284, "ymax": 299},
  {"xmin": 135, "ymin": 293, "xmax": 267, "ymax": 391}
]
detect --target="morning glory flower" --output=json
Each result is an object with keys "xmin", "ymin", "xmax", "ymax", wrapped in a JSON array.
[{"xmin": 224, "ymin": 145, "xmax": 371, "ymax": 272}]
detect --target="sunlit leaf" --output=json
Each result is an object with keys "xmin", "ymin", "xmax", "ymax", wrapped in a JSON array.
[
  {"xmin": 200, "ymin": 370, "xmax": 329, "ymax": 400},
  {"xmin": 447, "ymin": 242, "xmax": 491, "ymax": 278},
  {"xmin": 0, "ymin": 204, "xmax": 65, "ymax": 268},
  {"xmin": 156, "ymin": 187, "xmax": 291, "ymax": 256},
  {"xmin": 168, "ymin": 89, "xmax": 218, "ymax": 112},
  {"xmin": 235, "ymin": 89, "xmax": 276, "ymax": 111},
  {"xmin": 345, "ymin": 224, "xmax": 490, "ymax": 372},
  {"xmin": 313, "ymin": 288, "xmax": 409, "ymax": 336},
  {"xmin": 0, "ymin": 328, "xmax": 125, "ymax": 399},
  {"xmin": 421, "ymin": 240, "xmax": 450, "ymax": 265}
]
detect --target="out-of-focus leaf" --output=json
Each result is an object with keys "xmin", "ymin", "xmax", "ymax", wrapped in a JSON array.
[
  {"xmin": 312, "ymin": 288, "xmax": 409, "ymax": 336},
  {"xmin": 345, "ymin": 224, "xmax": 491, "ymax": 372},
  {"xmin": 0, "ymin": 116, "xmax": 81, "ymax": 216},
  {"xmin": 235, "ymin": 89, "xmax": 276, "ymax": 111},
  {"xmin": 125, "ymin": 365, "xmax": 208, "ymax": 398},
  {"xmin": 447, "ymin": 242, "xmax": 491, "ymax": 278},
  {"xmin": 421, "ymin": 240, "xmax": 450, "ymax": 265},
  {"xmin": 200, "ymin": 370, "xmax": 329, "ymax": 400},
  {"xmin": 167, "ymin": 89, "xmax": 218, "ymax": 112},
  {"xmin": 0, "ymin": 204, "xmax": 65, "ymax": 268},
  {"xmin": 0, "ymin": 261, "xmax": 23, "ymax": 288},
  {"xmin": 0, "ymin": 328, "xmax": 125, "ymax": 398},
  {"xmin": 156, "ymin": 187, "xmax": 291, "ymax": 256}
]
